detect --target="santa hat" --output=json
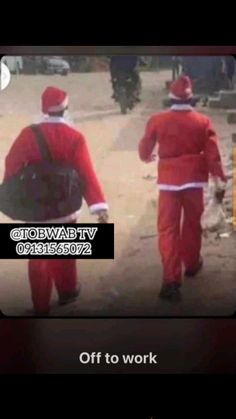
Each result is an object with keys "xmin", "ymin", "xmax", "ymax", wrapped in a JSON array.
[
  {"xmin": 169, "ymin": 75, "xmax": 193, "ymax": 101},
  {"xmin": 41, "ymin": 86, "xmax": 69, "ymax": 114}
]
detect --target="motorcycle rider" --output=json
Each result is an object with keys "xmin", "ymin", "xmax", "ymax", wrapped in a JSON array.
[{"xmin": 109, "ymin": 55, "xmax": 141, "ymax": 101}]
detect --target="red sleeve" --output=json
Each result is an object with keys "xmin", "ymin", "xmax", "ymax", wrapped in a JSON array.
[
  {"xmin": 4, "ymin": 127, "xmax": 38, "ymax": 181},
  {"xmin": 72, "ymin": 134, "xmax": 108, "ymax": 213},
  {"xmin": 138, "ymin": 115, "xmax": 158, "ymax": 162},
  {"xmin": 203, "ymin": 118, "xmax": 226, "ymax": 182}
]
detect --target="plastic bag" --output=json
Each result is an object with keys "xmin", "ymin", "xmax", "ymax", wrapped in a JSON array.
[{"xmin": 201, "ymin": 197, "xmax": 226, "ymax": 233}]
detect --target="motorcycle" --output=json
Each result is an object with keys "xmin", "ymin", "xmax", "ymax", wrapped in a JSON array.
[{"xmin": 113, "ymin": 73, "xmax": 141, "ymax": 114}]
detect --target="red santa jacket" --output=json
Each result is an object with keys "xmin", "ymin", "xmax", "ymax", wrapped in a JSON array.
[
  {"xmin": 139, "ymin": 105, "xmax": 226, "ymax": 190},
  {"xmin": 4, "ymin": 117, "xmax": 108, "ymax": 221}
]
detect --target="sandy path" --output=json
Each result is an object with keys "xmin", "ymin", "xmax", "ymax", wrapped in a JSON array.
[{"xmin": 0, "ymin": 70, "xmax": 235, "ymax": 316}]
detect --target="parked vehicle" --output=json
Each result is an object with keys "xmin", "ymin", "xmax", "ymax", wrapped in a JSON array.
[{"xmin": 40, "ymin": 57, "xmax": 70, "ymax": 76}]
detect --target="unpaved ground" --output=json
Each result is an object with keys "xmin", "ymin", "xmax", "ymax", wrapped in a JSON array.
[{"xmin": 0, "ymin": 70, "xmax": 235, "ymax": 316}]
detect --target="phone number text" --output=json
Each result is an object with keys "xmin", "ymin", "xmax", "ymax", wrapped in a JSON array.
[{"xmin": 16, "ymin": 242, "xmax": 92, "ymax": 256}]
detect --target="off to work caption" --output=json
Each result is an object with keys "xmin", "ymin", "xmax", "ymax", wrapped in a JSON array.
[{"xmin": 78, "ymin": 352, "xmax": 158, "ymax": 365}]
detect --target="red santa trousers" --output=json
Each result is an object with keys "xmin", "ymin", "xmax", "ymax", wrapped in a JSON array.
[
  {"xmin": 28, "ymin": 258, "xmax": 78, "ymax": 313},
  {"xmin": 157, "ymin": 188, "xmax": 204, "ymax": 283}
]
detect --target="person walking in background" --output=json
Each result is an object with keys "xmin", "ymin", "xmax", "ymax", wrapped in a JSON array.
[
  {"xmin": 224, "ymin": 56, "xmax": 235, "ymax": 90},
  {"xmin": 172, "ymin": 56, "xmax": 182, "ymax": 81},
  {"xmin": 138, "ymin": 75, "xmax": 226, "ymax": 301},
  {"xmin": 3, "ymin": 86, "xmax": 109, "ymax": 315}
]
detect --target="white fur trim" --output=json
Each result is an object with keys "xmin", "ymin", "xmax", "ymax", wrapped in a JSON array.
[
  {"xmin": 41, "ymin": 116, "xmax": 66, "ymax": 123},
  {"xmin": 169, "ymin": 92, "xmax": 181, "ymax": 100},
  {"xmin": 29, "ymin": 209, "xmax": 81, "ymax": 223},
  {"xmin": 89, "ymin": 203, "xmax": 109, "ymax": 214},
  {"xmin": 169, "ymin": 92, "xmax": 193, "ymax": 100},
  {"xmin": 158, "ymin": 182, "xmax": 207, "ymax": 191},
  {"xmin": 46, "ymin": 95, "xmax": 69, "ymax": 113},
  {"xmin": 170, "ymin": 104, "xmax": 193, "ymax": 111},
  {"xmin": 40, "ymin": 115, "xmax": 73, "ymax": 127}
]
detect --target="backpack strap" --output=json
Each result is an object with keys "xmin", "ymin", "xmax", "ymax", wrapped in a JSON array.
[{"xmin": 31, "ymin": 124, "xmax": 53, "ymax": 162}]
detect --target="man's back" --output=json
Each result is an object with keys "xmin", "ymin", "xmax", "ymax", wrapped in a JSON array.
[
  {"xmin": 139, "ymin": 104, "xmax": 225, "ymax": 186},
  {"xmin": 4, "ymin": 114, "xmax": 108, "ymax": 218},
  {"xmin": 145, "ymin": 109, "xmax": 210, "ymax": 159},
  {"xmin": 4, "ymin": 120, "xmax": 83, "ymax": 180}
]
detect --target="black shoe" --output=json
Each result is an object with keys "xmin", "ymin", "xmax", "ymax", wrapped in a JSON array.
[
  {"xmin": 59, "ymin": 286, "xmax": 81, "ymax": 306},
  {"xmin": 185, "ymin": 257, "xmax": 203, "ymax": 277},
  {"xmin": 159, "ymin": 282, "xmax": 182, "ymax": 302}
]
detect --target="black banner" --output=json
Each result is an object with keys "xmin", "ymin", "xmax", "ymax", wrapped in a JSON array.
[{"xmin": 0, "ymin": 223, "xmax": 114, "ymax": 259}]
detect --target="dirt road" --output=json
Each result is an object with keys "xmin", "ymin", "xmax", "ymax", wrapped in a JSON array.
[{"xmin": 0, "ymin": 70, "xmax": 235, "ymax": 316}]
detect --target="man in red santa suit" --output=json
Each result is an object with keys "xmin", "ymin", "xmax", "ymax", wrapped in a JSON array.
[
  {"xmin": 139, "ymin": 75, "xmax": 226, "ymax": 301},
  {"xmin": 4, "ymin": 86, "xmax": 109, "ymax": 315}
]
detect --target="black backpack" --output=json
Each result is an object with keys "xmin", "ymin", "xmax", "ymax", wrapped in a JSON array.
[{"xmin": 0, "ymin": 124, "xmax": 84, "ymax": 221}]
